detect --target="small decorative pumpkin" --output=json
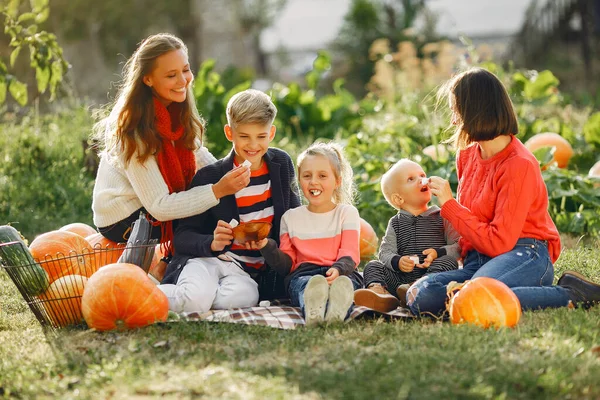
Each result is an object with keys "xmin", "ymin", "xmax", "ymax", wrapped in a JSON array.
[
  {"xmin": 29, "ymin": 230, "xmax": 97, "ymax": 283},
  {"xmin": 81, "ymin": 263, "xmax": 169, "ymax": 331},
  {"xmin": 524, "ymin": 132, "xmax": 573, "ymax": 169},
  {"xmin": 59, "ymin": 222, "xmax": 97, "ymax": 238},
  {"xmin": 39, "ymin": 274, "xmax": 88, "ymax": 327},
  {"xmin": 85, "ymin": 232, "xmax": 126, "ymax": 268},
  {"xmin": 448, "ymin": 277, "xmax": 521, "ymax": 329},
  {"xmin": 359, "ymin": 218, "xmax": 378, "ymax": 261}
]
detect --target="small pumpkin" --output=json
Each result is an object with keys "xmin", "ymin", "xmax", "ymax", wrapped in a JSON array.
[
  {"xmin": 81, "ymin": 263, "xmax": 169, "ymax": 331},
  {"xmin": 85, "ymin": 232, "xmax": 126, "ymax": 268},
  {"xmin": 59, "ymin": 222, "xmax": 97, "ymax": 238},
  {"xmin": 39, "ymin": 274, "xmax": 88, "ymax": 327},
  {"xmin": 524, "ymin": 132, "xmax": 573, "ymax": 169},
  {"xmin": 29, "ymin": 230, "xmax": 97, "ymax": 283},
  {"xmin": 359, "ymin": 218, "xmax": 378, "ymax": 261},
  {"xmin": 448, "ymin": 277, "xmax": 521, "ymax": 329}
]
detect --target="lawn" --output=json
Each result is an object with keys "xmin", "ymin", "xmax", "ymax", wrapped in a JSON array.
[{"xmin": 1, "ymin": 242, "xmax": 599, "ymax": 400}]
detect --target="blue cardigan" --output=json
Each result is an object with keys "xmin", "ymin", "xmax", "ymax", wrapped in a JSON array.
[{"xmin": 162, "ymin": 147, "xmax": 301, "ymax": 284}]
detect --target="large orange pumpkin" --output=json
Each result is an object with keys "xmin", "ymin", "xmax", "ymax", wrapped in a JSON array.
[
  {"xmin": 81, "ymin": 263, "xmax": 169, "ymax": 331},
  {"xmin": 85, "ymin": 233, "xmax": 126, "ymax": 268},
  {"xmin": 29, "ymin": 230, "xmax": 97, "ymax": 284},
  {"xmin": 448, "ymin": 277, "xmax": 521, "ymax": 329},
  {"xmin": 39, "ymin": 274, "xmax": 88, "ymax": 327},
  {"xmin": 359, "ymin": 218, "xmax": 378, "ymax": 261},
  {"xmin": 524, "ymin": 132, "xmax": 573, "ymax": 169},
  {"xmin": 59, "ymin": 222, "xmax": 97, "ymax": 238}
]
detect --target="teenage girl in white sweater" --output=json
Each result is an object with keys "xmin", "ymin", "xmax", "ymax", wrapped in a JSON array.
[{"xmin": 92, "ymin": 33, "xmax": 250, "ymax": 248}]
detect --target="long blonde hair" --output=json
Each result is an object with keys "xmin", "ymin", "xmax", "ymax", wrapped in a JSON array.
[
  {"xmin": 297, "ymin": 141, "xmax": 356, "ymax": 205},
  {"xmin": 93, "ymin": 33, "xmax": 204, "ymax": 164}
]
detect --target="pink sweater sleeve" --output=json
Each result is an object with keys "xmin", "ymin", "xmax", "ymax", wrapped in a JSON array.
[{"xmin": 442, "ymin": 158, "xmax": 537, "ymax": 257}]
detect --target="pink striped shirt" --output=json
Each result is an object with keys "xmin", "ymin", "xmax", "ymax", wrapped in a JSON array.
[{"xmin": 279, "ymin": 204, "xmax": 361, "ymax": 272}]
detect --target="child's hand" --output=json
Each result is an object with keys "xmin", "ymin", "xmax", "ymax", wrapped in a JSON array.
[
  {"xmin": 244, "ymin": 238, "xmax": 268, "ymax": 250},
  {"xmin": 418, "ymin": 248, "xmax": 438, "ymax": 268},
  {"xmin": 325, "ymin": 268, "xmax": 340, "ymax": 284},
  {"xmin": 210, "ymin": 220, "xmax": 234, "ymax": 252},
  {"xmin": 398, "ymin": 256, "xmax": 416, "ymax": 273},
  {"xmin": 212, "ymin": 164, "xmax": 251, "ymax": 198}
]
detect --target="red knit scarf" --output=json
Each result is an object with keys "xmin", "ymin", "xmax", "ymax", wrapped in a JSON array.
[{"xmin": 152, "ymin": 97, "xmax": 196, "ymax": 255}]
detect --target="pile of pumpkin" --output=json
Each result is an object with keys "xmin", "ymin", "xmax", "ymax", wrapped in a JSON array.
[{"xmin": 0, "ymin": 223, "xmax": 168, "ymax": 331}]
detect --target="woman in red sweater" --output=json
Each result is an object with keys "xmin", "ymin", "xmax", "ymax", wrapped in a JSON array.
[{"xmin": 407, "ymin": 68, "xmax": 600, "ymax": 316}]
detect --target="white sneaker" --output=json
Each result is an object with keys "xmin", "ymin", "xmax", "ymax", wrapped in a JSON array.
[
  {"xmin": 303, "ymin": 275, "xmax": 329, "ymax": 326},
  {"xmin": 325, "ymin": 276, "xmax": 354, "ymax": 323}
]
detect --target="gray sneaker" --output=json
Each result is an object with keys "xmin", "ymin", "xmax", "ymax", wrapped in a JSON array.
[
  {"xmin": 303, "ymin": 275, "xmax": 329, "ymax": 326},
  {"xmin": 325, "ymin": 276, "xmax": 354, "ymax": 323}
]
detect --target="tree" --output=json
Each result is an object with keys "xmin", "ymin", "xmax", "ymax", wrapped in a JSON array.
[{"xmin": 1, "ymin": 0, "xmax": 69, "ymax": 105}]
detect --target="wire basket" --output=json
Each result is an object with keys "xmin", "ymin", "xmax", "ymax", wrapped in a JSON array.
[{"xmin": 0, "ymin": 240, "xmax": 158, "ymax": 334}]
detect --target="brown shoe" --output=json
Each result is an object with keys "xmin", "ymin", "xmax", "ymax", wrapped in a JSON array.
[
  {"xmin": 396, "ymin": 284, "xmax": 411, "ymax": 308},
  {"xmin": 354, "ymin": 283, "xmax": 400, "ymax": 312}
]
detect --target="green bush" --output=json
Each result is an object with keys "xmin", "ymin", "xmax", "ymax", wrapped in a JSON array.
[{"xmin": 0, "ymin": 108, "xmax": 94, "ymax": 241}]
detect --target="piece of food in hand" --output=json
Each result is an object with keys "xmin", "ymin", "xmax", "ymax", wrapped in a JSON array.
[
  {"xmin": 420, "ymin": 177, "xmax": 429, "ymax": 185},
  {"xmin": 229, "ymin": 219, "xmax": 239, "ymax": 228},
  {"xmin": 241, "ymin": 159, "xmax": 252, "ymax": 169},
  {"xmin": 232, "ymin": 222, "xmax": 272, "ymax": 243},
  {"xmin": 409, "ymin": 255, "xmax": 420, "ymax": 264}
]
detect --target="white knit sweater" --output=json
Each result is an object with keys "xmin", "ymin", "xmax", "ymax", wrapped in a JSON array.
[{"xmin": 92, "ymin": 146, "xmax": 219, "ymax": 228}]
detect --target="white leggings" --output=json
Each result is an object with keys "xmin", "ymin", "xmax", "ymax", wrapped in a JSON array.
[{"xmin": 158, "ymin": 257, "xmax": 259, "ymax": 313}]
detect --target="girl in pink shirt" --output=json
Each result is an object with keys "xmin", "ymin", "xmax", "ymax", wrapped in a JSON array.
[
  {"xmin": 407, "ymin": 68, "xmax": 600, "ymax": 316},
  {"xmin": 251, "ymin": 142, "xmax": 363, "ymax": 326}
]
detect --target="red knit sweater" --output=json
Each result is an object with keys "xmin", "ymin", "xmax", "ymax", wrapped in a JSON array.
[{"xmin": 441, "ymin": 135, "xmax": 561, "ymax": 263}]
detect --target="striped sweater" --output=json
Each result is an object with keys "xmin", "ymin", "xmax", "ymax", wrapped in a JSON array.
[
  {"xmin": 225, "ymin": 161, "xmax": 274, "ymax": 269},
  {"xmin": 378, "ymin": 206, "xmax": 460, "ymax": 282},
  {"xmin": 260, "ymin": 204, "xmax": 360, "ymax": 287}
]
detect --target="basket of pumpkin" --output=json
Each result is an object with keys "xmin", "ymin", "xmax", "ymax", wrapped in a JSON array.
[{"xmin": 0, "ymin": 221, "xmax": 169, "ymax": 334}]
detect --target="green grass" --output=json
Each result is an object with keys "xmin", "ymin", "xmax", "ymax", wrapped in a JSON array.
[{"xmin": 1, "ymin": 244, "xmax": 600, "ymax": 399}]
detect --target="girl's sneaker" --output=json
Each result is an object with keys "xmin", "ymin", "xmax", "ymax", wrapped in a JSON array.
[
  {"xmin": 303, "ymin": 275, "xmax": 329, "ymax": 326},
  {"xmin": 325, "ymin": 276, "xmax": 354, "ymax": 323}
]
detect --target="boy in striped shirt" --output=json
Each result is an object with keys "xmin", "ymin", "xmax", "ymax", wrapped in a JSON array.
[
  {"xmin": 354, "ymin": 159, "xmax": 460, "ymax": 312},
  {"xmin": 159, "ymin": 89, "xmax": 301, "ymax": 313}
]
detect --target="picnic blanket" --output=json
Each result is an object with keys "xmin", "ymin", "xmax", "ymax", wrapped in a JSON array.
[{"xmin": 179, "ymin": 303, "xmax": 414, "ymax": 330}]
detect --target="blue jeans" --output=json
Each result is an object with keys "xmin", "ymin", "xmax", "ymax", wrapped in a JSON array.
[
  {"xmin": 407, "ymin": 238, "xmax": 572, "ymax": 316},
  {"xmin": 288, "ymin": 267, "xmax": 362, "ymax": 316}
]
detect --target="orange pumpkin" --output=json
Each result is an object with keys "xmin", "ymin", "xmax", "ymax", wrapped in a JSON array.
[
  {"xmin": 524, "ymin": 132, "xmax": 573, "ymax": 169},
  {"xmin": 29, "ymin": 230, "xmax": 97, "ymax": 283},
  {"xmin": 81, "ymin": 263, "xmax": 169, "ymax": 331},
  {"xmin": 359, "ymin": 218, "xmax": 378, "ymax": 261},
  {"xmin": 39, "ymin": 274, "xmax": 88, "ymax": 327},
  {"xmin": 85, "ymin": 233, "xmax": 126, "ymax": 268},
  {"xmin": 59, "ymin": 222, "xmax": 97, "ymax": 238},
  {"xmin": 448, "ymin": 277, "xmax": 521, "ymax": 329}
]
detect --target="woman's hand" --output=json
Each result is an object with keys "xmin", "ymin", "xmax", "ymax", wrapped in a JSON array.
[
  {"xmin": 325, "ymin": 268, "xmax": 340, "ymax": 284},
  {"xmin": 210, "ymin": 220, "xmax": 234, "ymax": 252},
  {"xmin": 212, "ymin": 165, "xmax": 251, "ymax": 199},
  {"xmin": 428, "ymin": 176, "xmax": 454, "ymax": 206}
]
